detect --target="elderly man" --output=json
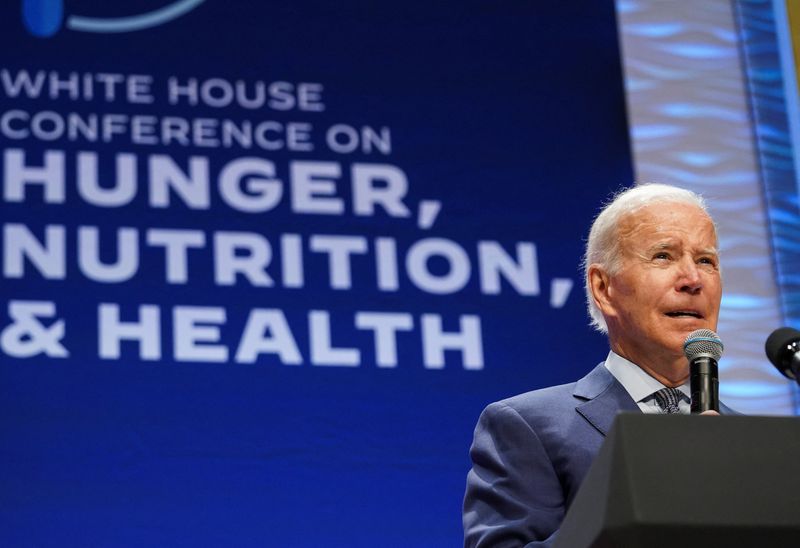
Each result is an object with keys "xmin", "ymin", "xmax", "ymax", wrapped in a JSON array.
[{"xmin": 462, "ymin": 183, "xmax": 736, "ymax": 547}]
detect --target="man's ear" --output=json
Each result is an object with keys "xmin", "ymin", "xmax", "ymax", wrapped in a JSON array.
[{"xmin": 588, "ymin": 264, "xmax": 615, "ymax": 317}]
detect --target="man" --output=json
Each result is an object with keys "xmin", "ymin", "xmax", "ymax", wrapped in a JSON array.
[{"xmin": 462, "ymin": 183, "xmax": 736, "ymax": 547}]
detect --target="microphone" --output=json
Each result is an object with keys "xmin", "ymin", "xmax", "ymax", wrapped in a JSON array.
[
  {"xmin": 683, "ymin": 329, "xmax": 723, "ymax": 413},
  {"xmin": 764, "ymin": 327, "xmax": 800, "ymax": 382}
]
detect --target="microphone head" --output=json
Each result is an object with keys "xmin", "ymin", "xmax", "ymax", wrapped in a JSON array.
[
  {"xmin": 764, "ymin": 327, "xmax": 800, "ymax": 380},
  {"xmin": 683, "ymin": 329, "xmax": 723, "ymax": 362}
]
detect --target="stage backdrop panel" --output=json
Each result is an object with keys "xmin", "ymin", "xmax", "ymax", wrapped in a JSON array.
[
  {"xmin": 0, "ymin": 1, "xmax": 632, "ymax": 546},
  {"xmin": 616, "ymin": 0, "xmax": 800, "ymax": 414}
]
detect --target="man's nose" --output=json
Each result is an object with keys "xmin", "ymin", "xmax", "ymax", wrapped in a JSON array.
[{"xmin": 677, "ymin": 258, "xmax": 702, "ymax": 294}]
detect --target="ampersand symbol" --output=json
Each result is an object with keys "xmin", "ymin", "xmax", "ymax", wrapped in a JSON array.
[{"xmin": 0, "ymin": 300, "xmax": 69, "ymax": 358}]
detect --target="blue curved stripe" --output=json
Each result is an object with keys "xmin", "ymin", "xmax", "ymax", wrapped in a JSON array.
[{"xmin": 66, "ymin": 0, "xmax": 205, "ymax": 34}]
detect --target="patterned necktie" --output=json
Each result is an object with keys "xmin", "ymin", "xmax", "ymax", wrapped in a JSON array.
[{"xmin": 654, "ymin": 387, "xmax": 682, "ymax": 414}]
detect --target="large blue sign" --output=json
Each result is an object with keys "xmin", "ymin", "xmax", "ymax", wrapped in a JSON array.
[{"xmin": 1, "ymin": 1, "xmax": 632, "ymax": 545}]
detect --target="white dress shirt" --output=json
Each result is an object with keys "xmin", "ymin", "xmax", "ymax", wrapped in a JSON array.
[{"xmin": 603, "ymin": 350, "xmax": 691, "ymax": 414}]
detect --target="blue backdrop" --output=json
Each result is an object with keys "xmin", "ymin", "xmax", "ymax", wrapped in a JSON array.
[{"xmin": 1, "ymin": 1, "xmax": 632, "ymax": 545}]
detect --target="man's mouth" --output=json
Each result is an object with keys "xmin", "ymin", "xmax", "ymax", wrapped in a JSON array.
[{"xmin": 664, "ymin": 310, "xmax": 703, "ymax": 319}]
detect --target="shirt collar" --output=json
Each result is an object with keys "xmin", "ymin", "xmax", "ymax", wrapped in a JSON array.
[{"xmin": 603, "ymin": 350, "xmax": 690, "ymax": 403}]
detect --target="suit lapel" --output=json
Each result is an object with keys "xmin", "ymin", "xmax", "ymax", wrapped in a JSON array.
[
  {"xmin": 572, "ymin": 362, "xmax": 640, "ymax": 436},
  {"xmin": 573, "ymin": 362, "xmax": 739, "ymax": 429},
  {"xmin": 718, "ymin": 401, "xmax": 739, "ymax": 415}
]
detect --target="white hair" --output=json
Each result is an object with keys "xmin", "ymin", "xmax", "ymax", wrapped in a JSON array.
[{"xmin": 583, "ymin": 183, "xmax": 712, "ymax": 333}]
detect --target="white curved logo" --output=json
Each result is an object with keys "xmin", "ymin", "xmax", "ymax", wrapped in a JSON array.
[{"xmin": 24, "ymin": 0, "xmax": 207, "ymax": 37}]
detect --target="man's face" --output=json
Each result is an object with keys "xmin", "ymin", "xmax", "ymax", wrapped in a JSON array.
[{"xmin": 595, "ymin": 202, "xmax": 722, "ymax": 368}]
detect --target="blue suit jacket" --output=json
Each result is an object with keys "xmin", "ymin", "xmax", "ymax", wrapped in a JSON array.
[{"xmin": 462, "ymin": 362, "xmax": 736, "ymax": 547}]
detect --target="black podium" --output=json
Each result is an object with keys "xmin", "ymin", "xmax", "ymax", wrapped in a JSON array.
[{"xmin": 556, "ymin": 413, "xmax": 800, "ymax": 548}]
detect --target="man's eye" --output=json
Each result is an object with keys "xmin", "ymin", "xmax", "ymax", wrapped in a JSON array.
[
  {"xmin": 699, "ymin": 257, "xmax": 717, "ymax": 266},
  {"xmin": 653, "ymin": 252, "xmax": 670, "ymax": 260}
]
